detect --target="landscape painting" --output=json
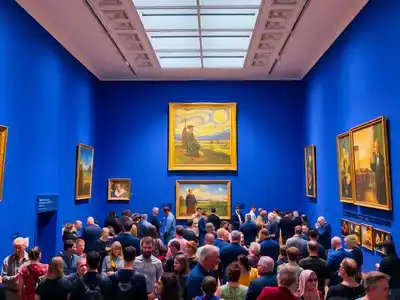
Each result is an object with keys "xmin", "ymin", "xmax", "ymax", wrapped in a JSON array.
[
  {"xmin": 0, "ymin": 125, "xmax": 8, "ymax": 202},
  {"xmin": 175, "ymin": 180, "xmax": 231, "ymax": 219},
  {"xmin": 304, "ymin": 145, "xmax": 316, "ymax": 198},
  {"xmin": 361, "ymin": 224, "xmax": 374, "ymax": 251},
  {"xmin": 374, "ymin": 228, "xmax": 391, "ymax": 254},
  {"xmin": 337, "ymin": 132, "xmax": 354, "ymax": 203},
  {"xmin": 108, "ymin": 178, "xmax": 131, "ymax": 201},
  {"xmin": 351, "ymin": 117, "xmax": 392, "ymax": 210},
  {"xmin": 341, "ymin": 219, "xmax": 350, "ymax": 237},
  {"xmin": 168, "ymin": 103, "xmax": 237, "ymax": 171},
  {"xmin": 349, "ymin": 221, "xmax": 361, "ymax": 245},
  {"xmin": 75, "ymin": 144, "xmax": 94, "ymax": 200}
]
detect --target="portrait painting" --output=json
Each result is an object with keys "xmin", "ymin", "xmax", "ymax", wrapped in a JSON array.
[
  {"xmin": 75, "ymin": 144, "xmax": 94, "ymax": 200},
  {"xmin": 361, "ymin": 224, "xmax": 374, "ymax": 251},
  {"xmin": 374, "ymin": 228, "xmax": 391, "ymax": 254},
  {"xmin": 175, "ymin": 180, "xmax": 231, "ymax": 220},
  {"xmin": 341, "ymin": 219, "xmax": 350, "ymax": 237},
  {"xmin": 108, "ymin": 178, "xmax": 131, "ymax": 201},
  {"xmin": 0, "ymin": 125, "xmax": 8, "ymax": 202},
  {"xmin": 350, "ymin": 117, "xmax": 392, "ymax": 210},
  {"xmin": 168, "ymin": 103, "xmax": 237, "ymax": 171},
  {"xmin": 304, "ymin": 145, "xmax": 316, "ymax": 198},
  {"xmin": 337, "ymin": 132, "xmax": 354, "ymax": 203},
  {"xmin": 349, "ymin": 222, "xmax": 361, "ymax": 245}
]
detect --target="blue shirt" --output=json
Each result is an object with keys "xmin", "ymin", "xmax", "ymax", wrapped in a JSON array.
[
  {"xmin": 220, "ymin": 243, "xmax": 248, "ymax": 278},
  {"xmin": 58, "ymin": 252, "xmax": 81, "ymax": 275},
  {"xmin": 213, "ymin": 239, "xmax": 229, "ymax": 250},
  {"xmin": 246, "ymin": 273, "xmax": 277, "ymax": 300},
  {"xmin": 186, "ymin": 264, "xmax": 215, "ymax": 300},
  {"xmin": 259, "ymin": 238, "xmax": 279, "ymax": 262},
  {"xmin": 164, "ymin": 213, "xmax": 176, "ymax": 238}
]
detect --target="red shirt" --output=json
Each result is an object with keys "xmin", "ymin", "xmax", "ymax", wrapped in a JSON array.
[
  {"xmin": 20, "ymin": 263, "xmax": 49, "ymax": 300},
  {"xmin": 257, "ymin": 286, "xmax": 298, "ymax": 300}
]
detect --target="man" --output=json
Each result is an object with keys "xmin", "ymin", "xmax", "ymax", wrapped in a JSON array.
[
  {"xmin": 231, "ymin": 205, "xmax": 244, "ymax": 230},
  {"xmin": 197, "ymin": 233, "xmax": 215, "ymax": 258},
  {"xmin": 256, "ymin": 210, "xmax": 267, "ymax": 229},
  {"xmin": 286, "ymin": 225, "xmax": 308, "ymax": 258},
  {"xmin": 259, "ymin": 228, "xmax": 279, "ymax": 262},
  {"xmin": 292, "ymin": 211, "xmax": 302, "ymax": 226},
  {"xmin": 109, "ymin": 246, "xmax": 147, "ymax": 300},
  {"xmin": 182, "ymin": 124, "xmax": 202, "ymax": 157},
  {"xmin": 166, "ymin": 240, "xmax": 184, "ymax": 272},
  {"xmin": 191, "ymin": 207, "xmax": 202, "ymax": 237},
  {"xmin": 104, "ymin": 211, "xmax": 121, "ymax": 234},
  {"xmin": 327, "ymin": 236, "xmax": 354, "ymax": 286},
  {"xmin": 81, "ymin": 216, "xmax": 101, "ymax": 253},
  {"xmin": 257, "ymin": 265, "xmax": 298, "ymax": 300},
  {"xmin": 150, "ymin": 207, "xmax": 162, "ymax": 235},
  {"xmin": 309, "ymin": 229, "xmax": 326, "ymax": 260},
  {"xmin": 301, "ymin": 224, "xmax": 310, "ymax": 241},
  {"xmin": 277, "ymin": 247, "xmax": 303, "ymax": 279},
  {"xmin": 279, "ymin": 212, "xmax": 295, "ymax": 244},
  {"xmin": 186, "ymin": 245, "xmax": 220, "ymax": 300},
  {"xmin": 167, "ymin": 225, "xmax": 188, "ymax": 258},
  {"xmin": 141, "ymin": 214, "xmax": 152, "ymax": 229},
  {"xmin": 134, "ymin": 237, "xmax": 163, "ymax": 295},
  {"xmin": 183, "ymin": 219, "xmax": 198, "ymax": 244},
  {"xmin": 58, "ymin": 240, "xmax": 80, "ymax": 275},
  {"xmin": 249, "ymin": 205, "xmax": 257, "ymax": 223},
  {"xmin": 246, "ymin": 256, "xmax": 277, "ymax": 300},
  {"xmin": 163, "ymin": 206, "xmax": 176, "ymax": 245},
  {"xmin": 74, "ymin": 220, "xmax": 83, "ymax": 236},
  {"xmin": 220, "ymin": 231, "xmax": 248, "ymax": 278},
  {"xmin": 119, "ymin": 210, "xmax": 133, "ymax": 229},
  {"xmin": 207, "ymin": 208, "xmax": 221, "ymax": 230},
  {"xmin": 370, "ymin": 139, "xmax": 387, "ymax": 205},
  {"xmin": 266, "ymin": 212, "xmax": 279, "ymax": 242},
  {"xmin": 186, "ymin": 188, "xmax": 198, "ymax": 215},
  {"xmin": 67, "ymin": 258, "xmax": 87, "ymax": 300},
  {"xmin": 361, "ymin": 271, "xmax": 390, "ymax": 300},
  {"xmin": 132, "ymin": 213, "xmax": 146, "ymax": 239},
  {"xmin": 299, "ymin": 241, "xmax": 331, "ymax": 295},
  {"xmin": 1, "ymin": 238, "xmax": 29, "ymax": 300},
  {"xmin": 316, "ymin": 216, "xmax": 332, "ymax": 251},
  {"xmin": 74, "ymin": 238, "xmax": 86, "ymax": 258},
  {"xmin": 214, "ymin": 228, "xmax": 229, "ymax": 250},
  {"xmin": 240, "ymin": 214, "xmax": 258, "ymax": 247},
  {"xmin": 115, "ymin": 222, "xmax": 141, "ymax": 255},
  {"xmin": 326, "ymin": 258, "xmax": 365, "ymax": 299}
]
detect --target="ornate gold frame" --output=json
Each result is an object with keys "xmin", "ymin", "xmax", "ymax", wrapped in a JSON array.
[
  {"xmin": 360, "ymin": 223, "xmax": 374, "ymax": 251},
  {"xmin": 168, "ymin": 103, "xmax": 237, "ymax": 171},
  {"xmin": 373, "ymin": 228, "xmax": 391, "ymax": 254},
  {"xmin": 304, "ymin": 145, "xmax": 316, "ymax": 198},
  {"xmin": 75, "ymin": 143, "xmax": 94, "ymax": 200},
  {"xmin": 336, "ymin": 132, "xmax": 355, "ymax": 203},
  {"xmin": 108, "ymin": 178, "xmax": 131, "ymax": 201},
  {"xmin": 0, "ymin": 125, "xmax": 8, "ymax": 202}
]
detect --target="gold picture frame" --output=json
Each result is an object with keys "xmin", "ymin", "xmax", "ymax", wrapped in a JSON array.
[
  {"xmin": 374, "ymin": 228, "xmax": 391, "ymax": 254},
  {"xmin": 108, "ymin": 178, "xmax": 131, "ymax": 201},
  {"xmin": 175, "ymin": 180, "xmax": 231, "ymax": 220},
  {"xmin": 361, "ymin": 223, "xmax": 374, "ymax": 251},
  {"xmin": 341, "ymin": 219, "xmax": 350, "ymax": 237},
  {"xmin": 304, "ymin": 145, "xmax": 316, "ymax": 198},
  {"xmin": 349, "ymin": 221, "xmax": 361, "ymax": 245},
  {"xmin": 350, "ymin": 116, "xmax": 392, "ymax": 210},
  {"xmin": 75, "ymin": 144, "xmax": 94, "ymax": 200},
  {"xmin": 168, "ymin": 103, "xmax": 237, "ymax": 171},
  {"xmin": 0, "ymin": 125, "xmax": 8, "ymax": 202},
  {"xmin": 337, "ymin": 132, "xmax": 355, "ymax": 203}
]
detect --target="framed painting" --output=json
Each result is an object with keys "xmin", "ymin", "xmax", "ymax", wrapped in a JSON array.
[
  {"xmin": 361, "ymin": 224, "xmax": 374, "ymax": 251},
  {"xmin": 75, "ymin": 144, "xmax": 94, "ymax": 200},
  {"xmin": 374, "ymin": 228, "xmax": 391, "ymax": 254},
  {"xmin": 108, "ymin": 178, "xmax": 131, "ymax": 201},
  {"xmin": 337, "ymin": 132, "xmax": 355, "ymax": 203},
  {"xmin": 341, "ymin": 219, "xmax": 350, "ymax": 237},
  {"xmin": 349, "ymin": 221, "xmax": 361, "ymax": 245},
  {"xmin": 175, "ymin": 180, "xmax": 231, "ymax": 220},
  {"xmin": 168, "ymin": 103, "xmax": 237, "ymax": 171},
  {"xmin": 350, "ymin": 116, "xmax": 392, "ymax": 210},
  {"xmin": 304, "ymin": 145, "xmax": 316, "ymax": 198},
  {"xmin": 0, "ymin": 125, "xmax": 8, "ymax": 202}
]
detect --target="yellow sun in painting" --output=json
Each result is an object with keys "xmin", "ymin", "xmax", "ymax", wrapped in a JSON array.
[{"xmin": 213, "ymin": 109, "xmax": 228, "ymax": 124}]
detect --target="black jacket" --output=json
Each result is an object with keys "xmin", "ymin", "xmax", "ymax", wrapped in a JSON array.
[
  {"xmin": 150, "ymin": 214, "xmax": 162, "ymax": 234},
  {"xmin": 207, "ymin": 214, "xmax": 221, "ymax": 230},
  {"xmin": 231, "ymin": 212, "xmax": 244, "ymax": 230}
]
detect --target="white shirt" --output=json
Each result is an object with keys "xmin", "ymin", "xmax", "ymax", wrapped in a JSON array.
[
  {"xmin": 236, "ymin": 211, "xmax": 242, "ymax": 223},
  {"xmin": 249, "ymin": 210, "xmax": 257, "ymax": 223}
]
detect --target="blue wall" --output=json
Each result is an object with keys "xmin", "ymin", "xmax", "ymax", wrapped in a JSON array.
[
  {"xmin": 95, "ymin": 81, "xmax": 306, "ymax": 222},
  {"xmin": 0, "ymin": 1, "xmax": 99, "ymax": 260},
  {"xmin": 304, "ymin": 0, "xmax": 400, "ymax": 271}
]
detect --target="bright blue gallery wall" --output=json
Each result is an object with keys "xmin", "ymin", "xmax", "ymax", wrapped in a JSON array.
[
  {"xmin": 0, "ymin": 0, "xmax": 99, "ymax": 260},
  {"xmin": 94, "ymin": 81, "xmax": 307, "ymax": 222},
  {"xmin": 304, "ymin": 0, "xmax": 400, "ymax": 271}
]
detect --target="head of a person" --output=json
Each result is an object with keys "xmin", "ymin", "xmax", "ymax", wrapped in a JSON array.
[
  {"xmin": 261, "ymin": 210, "xmax": 267, "ymax": 217},
  {"xmin": 163, "ymin": 206, "xmax": 170, "ymax": 215},
  {"xmin": 199, "ymin": 245, "xmax": 220, "ymax": 271},
  {"xmin": 75, "ymin": 238, "xmax": 85, "ymax": 256},
  {"xmin": 374, "ymin": 139, "xmax": 380, "ymax": 154},
  {"xmin": 307, "ymin": 241, "xmax": 319, "ymax": 256},
  {"xmin": 132, "ymin": 213, "xmax": 142, "ymax": 223},
  {"xmin": 156, "ymin": 273, "xmax": 181, "ymax": 300},
  {"xmin": 287, "ymin": 247, "xmax": 300, "ymax": 263},
  {"xmin": 317, "ymin": 216, "xmax": 326, "ymax": 226},
  {"xmin": 293, "ymin": 211, "xmax": 299, "ymax": 218},
  {"xmin": 363, "ymin": 271, "xmax": 390, "ymax": 300},
  {"xmin": 217, "ymin": 228, "xmax": 226, "ymax": 239},
  {"xmin": 188, "ymin": 188, "xmax": 193, "ymax": 194},
  {"xmin": 63, "ymin": 239, "xmax": 76, "ymax": 253},
  {"xmin": 308, "ymin": 229, "xmax": 318, "ymax": 240},
  {"xmin": 259, "ymin": 228, "xmax": 270, "ymax": 241},
  {"xmin": 258, "ymin": 208, "xmax": 263, "ymax": 213},
  {"xmin": 211, "ymin": 208, "xmax": 216, "ymax": 214},
  {"xmin": 28, "ymin": 246, "xmax": 41, "ymax": 262},
  {"xmin": 201, "ymin": 276, "xmax": 217, "ymax": 297},
  {"xmin": 48, "ymin": 257, "xmax": 64, "ymax": 278},
  {"xmin": 186, "ymin": 241, "xmax": 197, "ymax": 256},
  {"xmin": 272, "ymin": 209, "xmax": 279, "ymax": 216},
  {"xmin": 108, "ymin": 211, "xmax": 116, "ymax": 217},
  {"xmin": 124, "ymin": 209, "xmax": 132, "ymax": 217},
  {"xmin": 13, "ymin": 237, "xmax": 26, "ymax": 258},
  {"xmin": 173, "ymin": 253, "xmax": 189, "ymax": 275},
  {"xmin": 101, "ymin": 227, "xmax": 109, "ymax": 239},
  {"xmin": 175, "ymin": 225, "xmax": 184, "ymax": 237},
  {"xmin": 220, "ymin": 221, "xmax": 229, "ymax": 230},
  {"xmin": 280, "ymin": 245, "xmax": 288, "ymax": 258},
  {"xmin": 196, "ymin": 207, "xmax": 202, "ymax": 215},
  {"xmin": 301, "ymin": 214, "xmax": 308, "ymax": 222},
  {"xmin": 277, "ymin": 265, "xmax": 297, "ymax": 288},
  {"xmin": 251, "ymin": 205, "xmax": 256, "ymax": 212},
  {"xmin": 141, "ymin": 236, "xmax": 155, "ymax": 258},
  {"xmin": 344, "ymin": 234, "xmax": 359, "ymax": 250},
  {"xmin": 152, "ymin": 207, "xmax": 159, "ymax": 216},
  {"xmin": 295, "ymin": 225, "xmax": 302, "ymax": 236},
  {"xmin": 205, "ymin": 233, "xmax": 215, "ymax": 245},
  {"xmin": 267, "ymin": 212, "xmax": 275, "ymax": 222},
  {"xmin": 245, "ymin": 213, "xmax": 251, "ymax": 222},
  {"xmin": 108, "ymin": 227, "xmax": 115, "ymax": 237},
  {"xmin": 187, "ymin": 219, "xmax": 194, "ymax": 228},
  {"xmin": 87, "ymin": 216, "xmax": 95, "ymax": 225},
  {"xmin": 159, "ymin": 246, "xmax": 168, "ymax": 258},
  {"xmin": 110, "ymin": 241, "xmax": 122, "ymax": 259},
  {"xmin": 206, "ymin": 223, "xmax": 215, "ymax": 233},
  {"xmin": 142, "ymin": 214, "xmax": 148, "ymax": 221},
  {"xmin": 331, "ymin": 236, "xmax": 342, "ymax": 250},
  {"xmin": 231, "ymin": 230, "xmax": 241, "ymax": 244},
  {"xmin": 227, "ymin": 223, "xmax": 233, "ymax": 232},
  {"xmin": 237, "ymin": 254, "xmax": 251, "ymax": 272},
  {"xmin": 76, "ymin": 258, "xmax": 87, "ymax": 277},
  {"xmin": 75, "ymin": 220, "xmax": 82, "ymax": 230},
  {"xmin": 227, "ymin": 262, "xmax": 242, "ymax": 283},
  {"xmin": 86, "ymin": 251, "xmax": 101, "ymax": 271},
  {"xmin": 257, "ymin": 256, "xmax": 274, "ymax": 275},
  {"xmin": 302, "ymin": 225, "xmax": 309, "ymax": 234},
  {"xmin": 298, "ymin": 270, "xmax": 318, "ymax": 295},
  {"xmin": 147, "ymin": 225, "xmax": 158, "ymax": 239},
  {"xmin": 235, "ymin": 205, "xmax": 241, "ymax": 213},
  {"xmin": 169, "ymin": 240, "xmax": 181, "ymax": 255},
  {"xmin": 123, "ymin": 246, "xmax": 136, "ymax": 263},
  {"xmin": 383, "ymin": 240, "xmax": 396, "ymax": 256},
  {"xmin": 339, "ymin": 258, "xmax": 358, "ymax": 279},
  {"xmin": 249, "ymin": 242, "xmax": 261, "ymax": 257},
  {"xmin": 64, "ymin": 223, "xmax": 74, "ymax": 232},
  {"xmin": 123, "ymin": 221, "xmax": 132, "ymax": 233}
]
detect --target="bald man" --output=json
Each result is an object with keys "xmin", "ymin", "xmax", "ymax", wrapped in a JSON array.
[
  {"xmin": 81, "ymin": 216, "xmax": 101, "ymax": 253},
  {"xmin": 246, "ymin": 256, "xmax": 277, "ymax": 300},
  {"xmin": 327, "ymin": 236, "xmax": 354, "ymax": 286}
]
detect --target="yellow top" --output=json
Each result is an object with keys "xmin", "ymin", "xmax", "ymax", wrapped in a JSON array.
[{"xmin": 239, "ymin": 268, "xmax": 259, "ymax": 286}]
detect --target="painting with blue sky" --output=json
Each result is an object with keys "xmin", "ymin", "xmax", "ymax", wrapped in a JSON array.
[{"xmin": 75, "ymin": 144, "xmax": 94, "ymax": 200}]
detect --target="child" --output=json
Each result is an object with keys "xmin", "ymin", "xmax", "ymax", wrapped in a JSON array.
[{"xmin": 195, "ymin": 276, "xmax": 220, "ymax": 300}]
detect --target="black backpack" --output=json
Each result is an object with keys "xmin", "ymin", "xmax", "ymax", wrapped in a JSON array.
[
  {"xmin": 115, "ymin": 271, "xmax": 137, "ymax": 300},
  {"xmin": 82, "ymin": 281, "xmax": 104, "ymax": 300}
]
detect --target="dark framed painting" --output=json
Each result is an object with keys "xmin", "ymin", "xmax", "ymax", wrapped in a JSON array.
[
  {"xmin": 337, "ymin": 132, "xmax": 355, "ymax": 203},
  {"xmin": 108, "ymin": 178, "xmax": 131, "ymax": 201},
  {"xmin": 349, "ymin": 221, "xmax": 361, "ymax": 245},
  {"xmin": 350, "ymin": 116, "xmax": 392, "ymax": 210},
  {"xmin": 361, "ymin": 224, "xmax": 374, "ymax": 251},
  {"xmin": 304, "ymin": 145, "xmax": 316, "ymax": 198},
  {"xmin": 341, "ymin": 219, "xmax": 350, "ymax": 237},
  {"xmin": 0, "ymin": 125, "xmax": 8, "ymax": 202},
  {"xmin": 75, "ymin": 144, "xmax": 94, "ymax": 200},
  {"xmin": 374, "ymin": 228, "xmax": 391, "ymax": 254}
]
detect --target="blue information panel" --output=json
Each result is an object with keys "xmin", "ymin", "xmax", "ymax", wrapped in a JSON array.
[{"xmin": 37, "ymin": 195, "xmax": 58, "ymax": 213}]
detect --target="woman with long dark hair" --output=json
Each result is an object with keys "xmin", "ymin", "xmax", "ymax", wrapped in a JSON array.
[
  {"xmin": 148, "ymin": 225, "xmax": 164, "ymax": 257},
  {"xmin": 378, "ymin": 240, "xmax": 400, "ymax": 297},
  {"xmin": 237, "ymin": 255, "xmax": 258, "ymax": 287},
  {"xmin": 173, "ymin": 254, "xmax": 189, "ymax": 299},
  {"xmin": 155, "ymin": 273, "xmax": 182, "ymax": 300}
]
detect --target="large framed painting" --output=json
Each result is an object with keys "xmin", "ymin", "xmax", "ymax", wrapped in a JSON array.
[
  {"xmin": 108, "ymin": 178, "xmax": 131, "ymax": 201},
  {"xmin": 374, "ymin": 228, "xmax": 391, "ymax": 254},
  {"xmin": 341, "ymin": 219, "xmax": 350, "ymax": 237},
  {"xmin": 0, "ymin": 125, "xmax": 8, "ymax": 202},
  {"xmin": 304, "ymin": 145, "xmax": 316, "ymax": 198},
  {"xmin": 168, "ymin": 103, "xmax": 237, "ymax": 171},
  {"xmin": 75, "ymin": 144, "xmax": 94, "ymax": 200},
  {"xmin": 175, "ymin": 180, "xmax": 231, "ymax": 220},
  {"xmin": 349, "ymin": 221, "xmax": 361, "ymax": 245},
  {"xmin": 337, "ymin": 132, "xmax": 355, "ymax": 203},
  {"xmin": 361, "ymin": 223, "xmax": 374, "ymax": 251},
  {"xmin": 350, "ymin": 116, "xmax": 392, "ymax": 210}
]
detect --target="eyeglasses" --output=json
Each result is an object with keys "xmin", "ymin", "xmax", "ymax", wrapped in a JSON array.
[{"xmin": 307, "ymin": 278, "xmax": 318, "ymax": 282}]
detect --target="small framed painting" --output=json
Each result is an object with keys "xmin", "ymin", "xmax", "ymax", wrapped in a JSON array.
[
  {"xmin": 349, "ymin": 221, "xmax": 361, "ymax": 245},
  {"xmin": 361, "ymin": 224, "xmax": 374, "ymax": 251},
  {"xmin": 336, "ymin": 132, "xmax": 355, "ymax": 203},
  {"xmin": 108, "ymin": 178, "xmax": 131, "ymax": 201},
  {"xmin": 75, "ymin": 144, "xmax": 94, "ymax": 200},
  {"xmin": 304, "ymin": 145, "xmax": 316, "ymax": 198},
  {"xmin": 341, "ymin": 219, "xmax": 350, "ymax": 237},
  {"xmin": 0, "ymin": 125, "xmax": 8, "ymax": 202},
  {"xmin": 374, "ymin": 228, "xmax": 391, "ymax": 254}
]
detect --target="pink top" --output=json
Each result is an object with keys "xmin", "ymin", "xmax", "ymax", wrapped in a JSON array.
[{"xmin": 166, "ymin": 236, "xmax": 188, "ymax": 259}]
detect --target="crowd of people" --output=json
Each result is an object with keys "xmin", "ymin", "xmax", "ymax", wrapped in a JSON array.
[{"xmin": 0, "ymin": 205, "xmax": 399, "ymax": 300}]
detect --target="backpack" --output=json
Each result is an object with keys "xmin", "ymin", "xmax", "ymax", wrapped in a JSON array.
[
  {"xmin": 115, "ymin": 271, "xmax": 136, "ymax": 300},
  {"xmin": 82, "ymin": 281, "xmax": 104, "ymax": 300}
]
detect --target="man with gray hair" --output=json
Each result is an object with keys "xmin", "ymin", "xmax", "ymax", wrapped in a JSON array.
[
  {"xmin": 220, "ymin": 230, "xmax": 248, "ymax": 279},
  {"xmin": 150, "ymin": 207, "xmax": 162, "ymax": 235},
  {"xmin": 316, "ymin": 216, "xmax": 332, "ymax": 251},
  {"xmin": 141, "ymin": 214, "xmax": 152, "ymax": 229},
  {"xmin": 361, "ymin": 271, "xmax": 390, "ymax": 300},
  {"xmin": 246, "ymin": 256, "xmax": 277, "ymax": 300},
  {"xmin": 240, "ymin": 214, "xmax": 258, "ymax": 246},
  {"xmin": 257, "ymin": 265, "xmax": 297, "ymax": 299},
  {"xmin": 266, "ymin": 212, "xmax": 279, "ymax": 242}
]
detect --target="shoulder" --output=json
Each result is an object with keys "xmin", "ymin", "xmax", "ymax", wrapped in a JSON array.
[{"xmin": 59, "ymin": 277, "xmax": 73, "ymax": 289}]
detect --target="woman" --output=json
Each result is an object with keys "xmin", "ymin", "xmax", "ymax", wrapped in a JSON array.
[
  {"xmin": 155, "ymin": 273, "xmax": 182, "ymax": 300},
  {"xmin": 130, "ymin": 224, "xmax": 138, "ymax": 237},
  {"xmin": 240, "ymin": 233, "xmax": 248, "ymax": 250},
  {"xmin": 104, "ymin": 211, "xmax": 121, "ymax": 234},
  {"xmin": 173, "ymin": 254, "xmax": 189, "ymax": 300},
  {"xmin": 62, "ymin": 224, "xmax": 77, "ymax": 242},
  {"xmin": 101, "ymin": 241, "xmax": 124, "ymax": 275},
  {"xmin": 247, "ymin": 242, "xmax": 261, "ymax": 268},
  {"xmin": 18, "ymin": 247, "xmax": 48, "ymax": 300},
  {"xmin": 216, "ymin": 262, "xmax": 248, "ymax": 300},
  {"xmin": 301, "ymin": 215, "xmax": 311, "ymax": 229},
  {"xmin": 345, "ymin": 235, "xmax": 363, "ymax": 273},
  {"xmin": 227, "ymin": 223, "xmax": 233, "ymax": 233},
  {"xmin": 237, "ymin": 255, "xmax": 258, "ymax": 287},
  {"xmin": 187, "ymin": 241, "xmax": 198, "ymax": 270},
  {"xmin": 378, "ymin": 240, "xmax": 400, "ymax": 295},
  {"xmin": 206, "ymin": 223, "xmax": 217, "ymax": 239},
  {"xmin": 148, "ymin": 225, "xmax": 164, "ymax": 257},
  {"xmin": 35, "ymin": 257, "xmax": 72, "ymax": 300},
  {"xmin": 295, "ymin": 270, "xmax": 322, "ymax": 300}
]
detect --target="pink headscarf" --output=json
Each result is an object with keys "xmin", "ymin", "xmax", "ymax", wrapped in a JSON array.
[{"xmin": 297, "ymin": 270, "xmax": 320, "ymax": 300}]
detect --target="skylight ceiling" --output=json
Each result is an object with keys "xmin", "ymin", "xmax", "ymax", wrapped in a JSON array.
[{"xmin": 132, "ymin": 0, "xmax": 262, "ymax": 69}]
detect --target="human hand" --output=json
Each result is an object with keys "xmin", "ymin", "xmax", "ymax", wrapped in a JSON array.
[{"xmin": 148, "ymin": 292, "xmax": 156, "ymax": 300}]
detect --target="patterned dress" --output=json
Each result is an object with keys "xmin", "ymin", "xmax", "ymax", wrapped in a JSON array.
[{"xmin": 19, "ymin": 263, "xmax": 48, "ymax": 300}]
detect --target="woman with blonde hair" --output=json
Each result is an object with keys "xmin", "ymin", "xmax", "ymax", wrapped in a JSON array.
[
  {"xmin": 101, "ymin": 241, "xmax": 124, "ymax": 275},
  {"xmin": 247, "ymin": 242, "xmax": 261, "ymax": 268},
  {"xmin": 295, "ymin": 270, "xmax": 322, "ymax": 300},
  {"xmin": 345, "ymin": 234, "xmax": 363, "ymax": 270}
]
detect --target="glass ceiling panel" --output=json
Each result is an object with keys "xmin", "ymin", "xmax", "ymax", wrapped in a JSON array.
[
  {"xmin": 200, "ymin": 0, "xmax": 261, "ymax": 6},
  {"xmin": 202, "ymin": 36, "xmax": 250, "ymax": 50},
  {"xmin": 200, "ymin": 9, "xmax": 259, "ymax": 30},
  {"xmin": 156, "ymin": 51, "xmax": 201, "ymax": 58},
  {"xmin": 159, "ymin": 57, "xmax": 202, "ymax": 68},
  {"xmin": 133, "ymin": 0, "xmax": 196, "ymax": 7},
  {"xmin": 202, "ymin": 51, "xmax": 246, "ymax": 57},
  {"xmin": 150, "ymin": 37, "xmax": 200, "ymax": 50},
  {"xmin": 147, "ymin": 32, "xmax": 199, "ymax": 38},
  {"xmin": 203, "ymin": 57, "xmax": 244, "ymax": 68},
  {"xmin": 201, "ymin": 31, "xmax": 252, "ymax": 37},
  {"xmin": 137, "ymin": 9, "xmax": 198, "ymax": 30}
]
